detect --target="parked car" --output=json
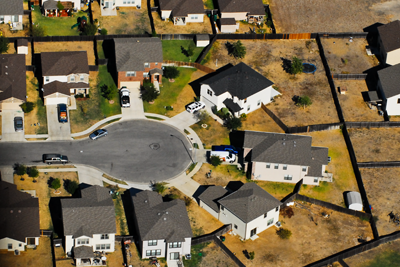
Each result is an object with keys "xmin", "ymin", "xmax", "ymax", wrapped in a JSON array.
[
  {"xmin": 210, "ymin": 151, "xmax": 236, "ymax": 163},
  {"xmin": 186, "ymin": 101, "xmax": 205, "ymax": 113},
  {"xmin": 212, "ymin": 145, "xmax": 239, "ymax": 154},
  {"xmin": 42, "ymin": 154, "xmax": 69, "ymax": 165},
  {"xmin": 120, "ymin": 87, "xmax": 130, "ymax": 108},
  {"xmin": 58, "ymin": 104, "xmax": 68, "ymax": 123},
  {"xmin": 89, "ymin": 129, "xmax": 108, "ymax": 140},
  {"xmin": 14, "ymin": 116, "xmax": 23, "ymax": 132}
]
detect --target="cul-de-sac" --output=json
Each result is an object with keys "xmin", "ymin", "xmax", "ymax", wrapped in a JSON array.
[{"xmin": 1, "ymin": 0, "xmax": 400, "ymax": 266}]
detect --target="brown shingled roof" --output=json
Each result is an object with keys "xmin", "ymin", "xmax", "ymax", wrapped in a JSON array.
[
  {"xmin": 217, "ymin": 0, "xmax": 265, "ymax": 16},
  {"xmin": 41, "ymin": 51, "xmax": 89, "ymax": 76},
  {"xmin": 159, "ymin": 0, "xmax": 204, "ymax": 17},
  {"xmin": 43, "ymin": 81, "xmax": 89, "ymax": 97},
  {"xmin": 0, "ymin": 54, "xmax": 26, "ymax": 102}
]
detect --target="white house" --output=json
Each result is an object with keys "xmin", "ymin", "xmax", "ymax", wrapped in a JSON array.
[
  {"xmin": 41, "ymin": 51, "xmax": 89, "ymax": 106},
  {"xmin": 200, "ymin": 62, "xmax": 280, "ymax": 116},
  {"xmin": 0, "ymin": 181, "xmax": 40, "ymax": 252},
  {"xmin": 0, "ymin": 0, "xmax": 24, "ymax": 30},
  {"xmin": 376, "ymin": 63, "xmax": 400, "ymax": 116},
  {"xmin": 241, "ymin": 131, "xmax": 329, "ymax": 185},
  {"xmin": 199, "ymin": 183, "xmax": 281, "ymax": 240},
  {"xmin": 377, "ymin": 20, "xmax": 400, "ymax": 66},
  {"xmin": 217, "ymin": 0, "xmax": 265, "ymax": 23},
  {"xmin": 131, "ymin": 190, "xmax": 192, "ymax": 264},
  {"xmin": 159, "ymin": 0, "xmax": 204, "ymax": 25},
  {"xmin": 0, "ymin": 54, "xmax": 26, "ymax": 110},
  {"xmin": 61, "ymin": 186, "xmax": 116, "ymax": 265}
]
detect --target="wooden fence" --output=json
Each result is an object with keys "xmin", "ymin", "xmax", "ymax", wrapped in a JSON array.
[
  {"xmin": 191, "ymin": 224, "xmax": 232, "ymax": 246},
  {"xmin": 332, "ymin": 74, "xmax": 368, "ymax": 80},
  {"xmin": 358, "ymin": 161, "xmax": 400, "ymax": 168},
  {"xmin": 346, "ymin": 121, "xmax": 400, "ymax": 128},
  {"xmin": 213, "ymin": 236, "xmax": 246, "ymax": 267},
  {"xmin": 162, "ymin": 60, "xmax": 215, "ymax": 73},
  {"xmin": 260, "ymin": 103, "xmax": 288, "ymax": 132},
  {"xmin": 286, "ymin": 122, "xmax": 342, "ymax": 133}
]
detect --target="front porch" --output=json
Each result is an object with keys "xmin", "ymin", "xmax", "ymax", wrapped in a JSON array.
[{"xmin": 174, "ymin": 17, "xmax": 186, "ymax": 25}]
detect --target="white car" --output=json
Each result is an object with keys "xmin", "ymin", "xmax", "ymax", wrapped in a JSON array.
[
  {"xmin": 186, "ymin": 101, "xmax": 205, "ymax": 113},
  {"xmin": 120, "ymin": 87, "xmax": 130, "ymax": 108}
]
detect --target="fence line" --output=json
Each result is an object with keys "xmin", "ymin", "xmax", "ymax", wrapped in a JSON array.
[
  {"xmin": 346, "ymin": 121, "xmax": 400, "ymax": 128},
  {"xmin": 358, "ymin": 161, "xmax": 400, "ymax": 168},
  {"xmin": 260, "ymin": 103, "xmax": 288, "ymax": 132},
  {"xmin": 191, "ymin": 224, "xmax": 232, "ymax": 246},
  {"xmin": 213, "ymin": 236, "xmax": 246, "ymax": 267},
  {"xmin": 41, "ymin": 229, "xmax": 53, "ymax": 236},
  {"xmin": 318, "ymin": 32, "xmax": 368, "ymax": 39},
  {"xmin": 88, "ymin": 65, "xmax": 99, "ymax": 71},
  {"xmin": 115, "ymin": 235, "xmax": 134, "ymax": 242},
  {"xmin": 162, "ymin": 60, "xmax": 215, "ymax": 73},
  {"xmin": 332, "ymin": 74, "xmax": 368, "ymax": 80},
  {"xmin": 264, "ymin": 5, "xmax": 276, "ymax": 34},
  {"xmin": 286, "ymin": 122, "xmax": 342, "ymax": 133},
  {"xmin": 195, "ymin": 35, "xmax": 217, "ymax": 64}
]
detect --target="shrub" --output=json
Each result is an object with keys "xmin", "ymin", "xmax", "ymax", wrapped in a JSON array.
[
  {"xmin": 164, "ymin": 66, "xmax": 180, "ymax": 79},
  {"xmin": 276, "ymin": 228, "xmax": 292, "ymax": 239},
  {"xmin": 184, "ymin": 196, "xmax": 192, "ymax": 207},
  {"xmin": 57, "ymin": 1, "xmax": 64, "ymax": 10},
  {"xmin": 210, "ymin": 155, "xmax": 222, "ymax": 167},
  {"xmin": 225, "ymin": 117, "xmax": 242, "ymax": 131},
  {"xmin": 249, "ymin": 251, "xmax": 255, "ymax": 260},
  {"xmin": 0, "ymin": 36, "xmax": 10, "ymax": 54},
  {"xmin": 15, "ymin": 164, "xmax": 27, "ymax": 176},
  {"xmin": 81, "ymin": 23, "xmax": 97, "ymax": 36},
  {"xmin": 296, "ymin": 95, "xmax": 312, "ymax": 109},
  {"xmin": 154, "ymin": 183, "xmax": 166, "ymax": 195},
  {"xmin": 20, "ymin": 102, "xmax": 35, "ymax": 113},
  {"xmin": 141, "ymin": 82, "xmax": 159, "ymax": 102},
  {"xmin": 240, "ymin": 113, "xmax": 247, "ymax": 121},
  {"xmin": 231, "ymin": 40, "xmax": 246, "ymax": 59},
  {"xmin": 67, "ymin": 180, "xmax": 79, "ymax": 195},
  {"xmin": 51, "ymin": 178, "xmax": 61, "ymax": 190},
  {"xmin": 30, "ymin": 24, "xmax": 47, "ymax": 37},
  {"xmin": 100, "ymin": 28, "xmax": 108, "ymax": 35},
  {"xmin": 100, "ymin": 84, "xmax": 117, "ymax": 100},
  {"xmin": 290, "ymin": 56, "xmax": 303, "ymax": 75},
  {"xmin": 28, "ymin": 166, "xmax": 39, "ymax": 178}
]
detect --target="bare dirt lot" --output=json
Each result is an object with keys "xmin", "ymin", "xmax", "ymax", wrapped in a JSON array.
[
  {"xmin": 224, "ymin": 203, "xmax": 373, "ymax": 267},
  {"xmin": 360, "ymin": 168, "xmax": 400, "ymax": 236},
  {"xmin": 336, "ymin": 80, "xmax": 383, "ymax": 122},
  {"xmin": 242, "ymin": 108, "xmax": 285, "ymax": 133},
  {"xmin": 33, "ymin": 42, "xmax": 96, "ymax": 65},
  {"xmin": 204, "ymin": 39, "xmax": 339, "ymax": 127},
  {"xmin": 348, "ymin": 128, "xmax": 400, "ymax": 162},
  {"xmin": 269, "ymin": 0, "xmax": 389, "ymax": 33}
]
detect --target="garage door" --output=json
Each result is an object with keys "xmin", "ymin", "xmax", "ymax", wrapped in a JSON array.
[
  {"xmin": 0, "ymin": 101, "xmax": 23, "ymax": 110},
  {"xmin": 120, "ymin": 81, "xmax": 140, "ymax": 90},
  {"xmin": 44, "ymin": 97, "xmax": 68, "ymax": 105}
]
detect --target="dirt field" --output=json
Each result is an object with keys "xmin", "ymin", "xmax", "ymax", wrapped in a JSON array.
[
  {"xmin": 152, "ymin": 11, "xmax": 212, "ymax": 34},
  {"xmin": 336, "ymin": 80, "xmax": 383, "ymax": 122},
  {"xmin": 224, "ymin": 203, "xmax": 373, "ymax": 267},
  {"xmin": 33, "ymin": 42, "xmax": 96, "ymax": 65},
  {"xmin": 269, "ymin": 0, "xmax": 389, "ymax": 33},
  {"xmin": 360, "ymin": 168, "xmax": 400, "ymax": 236},
  {"xmin": 241, "ymin": 108, "xmax": 285, "ymax": 133},
  {"xmin": 348, "ymin": 128, "xmax": 400, "ymax": 162},
  {"xmin": 204, "ymin": 39, "xmax": 339, "ymax": 127}
]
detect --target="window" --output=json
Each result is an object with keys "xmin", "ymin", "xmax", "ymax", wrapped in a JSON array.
[
  {"xmin": 257, "ymin": 100, "xmax": 261, "ymax": 106},
  {"xmin": 191, "ymin": 16, "xmax": 198, "ymax": 20},
  {"xmin": 101, "ymin": 234, "xmax": 109, "ymax": 240},
  {"xmin": 146, "ymin": 250, "xmax": 161, "ymax": 256},
  {"xmin": 264, "ymin": 213, "xmax": 267, "ymax": 218},
  {"xmin": 221, "ymin": 206, "xmax": 224, "ymax": 211},
  {"xmin": 143, "ymin": 72, "xmax": 150, "ymax": 78},
  {"xmin": 70, "ymin": 76, "xmax": 75, "ymax": 82},
  {"xmin": 101, "ymin": 0, "xmax": 104, "ymax": 5},
  {"xmin": 267, "ymin": 218, "xmax": 274, "ymax": 226},
  {"xmin": 274, "ymin": 164, "xmax": 279, "ymax": 169},
  {"xmin": 244, "ymin": 98, "xmax": 247, "ymax": 103},
  {"xmin": 247, "ymin": 105, "xmax": 251, "ymax": 111},
  {"xmin": 45, "ymin": 76, "xmax": 49, "ymax": 82},
  {"xmin": 8, "ymin": 244, "xmax": 12, "ymax": 249},
  {"xmin": 96, "ymin": 244, "xmax": 111, "ymax": 250},
  {"xmin": 80, "ymin": 75, "xmax": 85, "ymax": 81},
  {"xmin": 13, "ymin": 16, "xmax": 18, "ymax": 22},
  {"xmin": 148, "ymin": 240, "xmax": 157, "ymax": 246},
  {"xmin": 314, "ymin": 178, "xmax": 318, "ymax": 183},
  {"xmin": 123, "ymin": 1, "xmax": 126, "ymax": 3},
  {"xmin": 234, "ymin": 224, "xmax": 238, "ymax": 229},
  {"xmin": 207, "ymin": 89, "xmax": 213, "ymax": 96},
  {"xmin": 283, "ymin": 165, "xmax": 287, "ymax": 170},
  {"xmin": 398, "ymin": 98, "xmax": 400, "ymax": 104},
  {"xmin": 302, "ymin": 166, "xmax": 307, "ymax": 172},
  {"xmin": 169, "ymin": 242, "xmax": 182, "ymax": 248},
  {"xmin": 155, "ymin": 62, "xmax": 158, "ymax": 66},
  {"xmin": 0, "ymin": 16, "xmax": 4, "ymax": 22},
  {"xmin": 77, "ymin": 239, "xmax": 89, "ymax": 245},
  {"xmin": 275, "ymin": 207, "xmax": 279, "ymax": 212},
  {"xmin": 266, "ymin": 163, "xmax": 271, "ymax": 168},
  {"xmin": 127, "ymin": 1, "xmax": 131, "ymax": 4},
  {"xmin": 284, "ymin": 175, "xmax": 292, "ymax": 181},
  {"xmin": 144, "ymin": 62, "xmax": 150, "ymax": 68},
  {"xmin": 126, "ymin": 71, "xmax": 136, "ymax": 77}
]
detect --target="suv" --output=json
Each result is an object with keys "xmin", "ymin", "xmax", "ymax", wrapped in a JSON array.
[
  {"xmin": 186, "ymin": 101, "xmax": 205, "ymax": 113},
  {"xmin": 58, "ymin": 104, "xmax": 68, "ymax": 123},
  {"xmin": 120, "ymin": 87, "xmax": 130, "ymax": 108},
  {"xmin": 14, "ymin": 116, "xmax": 23, "ymax": 132},
  {"xmin": 42, "ymin": 154, "xmax": 69, "ymax": 165}
]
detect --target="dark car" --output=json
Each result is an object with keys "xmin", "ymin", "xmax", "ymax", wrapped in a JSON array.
[
  {"xmin": 212, "ymin": 145, "xmax": 239, "ymax": 154},
  {"xmin": 58, "ymin": 104, "xmax": 68, "ymax": 123},
  {"xmin": 14, "ymin": 116, "xmax": 23, "ymax": 132},
  {"xmin": 89, "ymin": 129, "xmax": 108, "ymax": 140}
]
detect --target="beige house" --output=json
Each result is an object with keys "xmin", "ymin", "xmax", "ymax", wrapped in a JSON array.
[
  {"xmin": 377, "ymin": 20, "xmax": 400, "ymax": 66},
  {"xmin": 217, "ymin": 0, "xmax": 265, "ymax": 23},
  {"xmin": 0, "ymin": 54, "xmax": 26, "ymax": 111}
]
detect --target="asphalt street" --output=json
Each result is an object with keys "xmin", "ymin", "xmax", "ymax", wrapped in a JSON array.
[{"xmin": 0, "ymin": 120, "xmax": 193, "ymax": 183}]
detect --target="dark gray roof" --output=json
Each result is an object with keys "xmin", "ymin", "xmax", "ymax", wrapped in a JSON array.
[
  {"xmin": 377, "ymin": 63, "xmax": 400, "ymax": 98},
  {"xmin": 43, "ymin": 81, "xmax": 89, "ymax": 97},
  {"xmin": 159, "ymin": 0, "xmax": 204, "ymax": 17},
  {"xmin": 218, "ymin": 183, "xmax": 281, "ymax": 223},
  {"xmin": 223, "ymin": 98, "xmax": 242, "ymax": 112},
  {"xmin": 131, "ymin": 190, "xmax": 192, "ymax": 242},
  {"xmin": 196, "ymin": 35, "xmax": 209, "ymax": 41},
  {"xmin": 366, "ymin": 91, "xmax": 380, "ymax": 102},
  {"xmin": 220, "ymin": 18, "xmax": 236, "ymax": 25},
  {"xmin": 198, "ymin": 186, "xmax": 228, "ymax": 212},
  {"xmin": 61, "ymin": 186, "xmax": 116, "ymax": 238},
  {"xmin": 41, "ymin": 51, "xmax": 89, "ymax": 76},
  {"xmin": 17, "ymin": 39, "xmax": 28, "ymax": 47},
  {"xmin": 43, "ymin": 0, "xmax": 74, "ymax": 10},
  {"xmin": 114, "ymin": 38, "xmax": 163, "ymax": 72},
  {"xmin": 217, "ymin": 0, "xmax": 265, "ymax": 16},
  {"xmin": 0, "ymin": 181, "xmax": 40, "ymax": 243},
  {"xmin": 0, "ymin": 0, "xmax": 24, "ymax": 15},
  {"xmin": 201, "ymin": 62, "xmax": 274, "ymax": 99},
  {"xmin": 307, "ymin": 147, "xmax": 329, "ymax": 177},
  {"xmin": 378, "ymin": 20, "xmax": 400, "ymax": 53},
  {"xmin": 0, "ymin": 54, "xmax": 26, "ymax": 102},
  {"xmin": 74, "ymin": 246, "xmax": 94, "ymax": 259}
]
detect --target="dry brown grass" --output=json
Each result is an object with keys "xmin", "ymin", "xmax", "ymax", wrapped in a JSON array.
[
  {"xmin": 190, "ymin": 115, "xmax": 230, "ymax": 148},
  {"xmin": 34, "ymin": 42, "xmax": 95, "ymax": 65},
  {"xmin": 348, "ymin": 128, "xmax": 400, "ymax": 162},
  {"xmin": 224, "ymin": 203, "xmax": 372, "ymax": 267},
  {"xmin": 194, "ymin": 242, "xmax": 237, "ymax": 267},
  {"xmin": 241, "ymin": 108, "xmax": 285, "ymax": 133},
  {"xmin": 237, "ymin": 21, "xmax": 273, "ymax": 34},
  {"xmin": 336, "ymin": 80, "xmax": 383, "ymax": 122},
  {"xmin": 204, "ymin": 39, "xmax": 339, "ymax": 127},
  {"xmin": 361, "ymin": 168, "xmax": 400, "ymax": 236},
  {"xmin": 153, "ymin": 12, "xmax": 212, "ymax": 34},
  {"xmin": 0, "ymin": 15, "xmax": 30, "ymax": 38}
]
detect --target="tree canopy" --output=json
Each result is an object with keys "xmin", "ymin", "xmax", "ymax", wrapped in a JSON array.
[{"xmin": 290, "ymin": 56, "xmax": 303, "ymax": 75}]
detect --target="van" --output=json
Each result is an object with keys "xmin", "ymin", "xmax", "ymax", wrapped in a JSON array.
[
  {"xmin": 42, "ymin": 154, "xmax": 69, "ymax": 165},
  {"xmin": 210, "ymin": 151, "xmax": 236, "ymax": 163}
]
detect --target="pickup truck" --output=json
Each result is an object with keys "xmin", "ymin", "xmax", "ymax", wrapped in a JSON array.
[
  {"xmin": 58, "ymin": 104, "xmax": 68, "ymax": 123},
  {"xmin": 212, "ymin": 145, "xmax": 239, "ymax": 154},
  {"xmin": 42, "ymin": 154, "xmax": 69, "ymax": 165},
  {"xmin": 210, "ymin": 151, "xmax": 236, "ymax": 163},
  {"xmin": 120, "ymin": 87, "xmax": 130, "ymax": 108}
]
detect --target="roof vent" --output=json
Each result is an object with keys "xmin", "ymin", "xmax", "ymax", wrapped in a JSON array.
[
  {"xmin": 166, "ymin": 211, "xmax": 168, "ymax": 214},
  {"xmin": 163, "ymin": 217, "xmax": 166, "ymax": 221},
  {"xmin": 283, "ymin": 142, "xmax": 285, "ymax": 145},
  {"xmin": 137, "ymin": 40, "xmax": 140, "ymax": 42},
  {"xmin": 158, "ymin": 213, "xmax": 161, "ymax": 215},
  {"xmin": 5, "ymin": 72, "xmax": 8, "ymax": 75},
  {"xmin": 10, "ymin": 210, "xmax": 13, "ymax": 213},
  {"xmin": 18, "ymin": 210, "xmax": 21, "ymax": 213},
  {"xmin": 5, "ymin": 65, "xmax": 8, "ymax": 68},
  {"xmin": 144, "ymin": 200, "xmax": 148, "ymax": 203}
]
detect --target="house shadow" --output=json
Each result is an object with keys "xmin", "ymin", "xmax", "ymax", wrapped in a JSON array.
[
  {"xmin": 49, "ymin": 197, "xmax": 67, "ymax": 240},
  {"xmin": 121, "ymin": 188, "xmax": 142, "ymax": 236},
  {"xmin": 32, "ymin": 53, "xmax": 44, "ymax": 99},
  {"xmin": 225, "ymin": 181, "xmax": 243, "ymax": 193},
  {"xmin": 103, "ymin": 39, "xmax": 119, "ymax": 88},
  {"xmin": 363, "ymin": 22, "xmax": 384, "ymax": 48}
]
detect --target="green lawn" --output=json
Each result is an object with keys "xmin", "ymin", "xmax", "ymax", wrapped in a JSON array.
[
  {"xmin": 182, "ymin": 243, "xmax": 209, "ymax": 267},
  {"xmin": 143, "ymin": 67, "xmax": 196, "ymax": 115},
  {"xmin": 203, "ymin": 0, "xmax": 215, "ymax": 9},
  {"xmin": 36, "ymin": 98, "xmax": 48, "ymax": 134},
  {"xmin": 98, "ymin": 66, "xmax": 121, "ymax": 117},
  {"xmin": 162, "ymin": 40, "xmax": 204, "ymax": 62},
  {"xmin": 364, "ymin": 251, "xmax": 400, "ymax": 267},
  {"xmin": 31, "ymin": 6, "xmax": 87, "ymax": 36},
  {"xmin": 97, "ymin": 41, "xmax": 105, "ymax": 59}
]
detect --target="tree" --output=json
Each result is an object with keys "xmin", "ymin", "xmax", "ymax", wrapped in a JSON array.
[
  {"xmin": 66, "ymin": 180, "xmax": 79, "ymax": 195},
  {"xmin": 141, "ymin": 82, "xmax": 159, "ymax": 102},
  {"xmin": 290, "ymin": 56, "xmax": 303, "ymax": 75},
  {"xmin": 28, "ymin": 166, "xmax": 39, "ymax": 178},
  {"xmin": 100, "ymin": 28, "xmax": 108, "ymax": 35},
  {"xmin": 15, "ymin": 164, "xmax": 27, "ymax": 176},
  {"xmin": 249, "ymin": 251, "xmax": 255, "ymax": 260},
  {"xmin": 20, "ymin": 102, "xmax": 35, "ymax": 113},
  {"xmin": 210, "ymin": 156, "xmax": 222, "ymax": 167},
  {"xmin": 163, "ymin": 66, "xmax": 180, "ymax": 80},
  {"xmin": 0, "ymin": 36, "xmax": 10, "ymax": 54},
  {"xmin": 296, "ymin": 95, "xmax": 312, "ymax": 109},
  {"xmin": 51, "ymin": 178, "xmax": 62, "ymax": 191},
  {"xmin": 187, "ymin": 43, "xmax": 195, "ymax": 61},
  {"xmin": 57, "ymin": 1, "xmax": 64, "ymax": 10},
  {"xmin": 30, "ymin": 24, "xmax": 47, "ymax": 37},
  {"xmin": 276, "ymin": 228, "xmax": 292, "ymax": 239},
  {"xmin": 100, "ymin": 84, "xmax": 117, "ymax": 100},
  {"xmin": 231, "ymin": 40, "xmax": 246, "ymax": 59},
  {"xmin": 225, "ymin": 117, "xmax": 242, "ymax": 131},
  {"xmin": 81, "ymin": 23, "xmax": 97, "ymax": 36}
]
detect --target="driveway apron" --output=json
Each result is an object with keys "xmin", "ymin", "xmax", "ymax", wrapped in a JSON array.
[
  {"xmin": 46, "ymin": 105, "xmax": 71, "ymax": 141},
  {"xmin": 121, "ymin": 85, "xmax": 145, "ymax": 120},
  {"xmin": 167, "ymin": 111, "xmax": 200, "ymax": 131},
  {"xmin": 1, "ymin": 110, "xmax": 25, "ymax": 142}
]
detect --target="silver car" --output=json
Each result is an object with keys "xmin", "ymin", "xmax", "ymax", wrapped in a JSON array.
[
  {"xmin": 14, "ymin": 117, "xmax": 23, "ymax": 132},
  {"xmin": 89, "ymin": 129, "xmax": 108, "ymax": 140}
]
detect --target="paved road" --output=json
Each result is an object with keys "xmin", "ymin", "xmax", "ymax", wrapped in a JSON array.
[{"xmin": 0, "ymin": 120, "xmax": 192, "ymax": 183}]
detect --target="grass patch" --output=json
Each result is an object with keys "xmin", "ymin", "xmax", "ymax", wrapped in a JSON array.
[
  {"xmin": 256, "ymin": 181, "xmax": 295, "ymax": 200},
  {"xmin": 24, "ymin": 73, "xmax": 48, "ymax": 134},
  {"xmin": 182, "ymin": 242, "xmax": 210, "ymax": 267},
  {"xmin": 186, "ymin": 162, "xmax": 198, "ymax": 175},
  {"xmin": 36, "ymin": 98, "xmax": 48, "ymax": 134},
  {"xmin": 98, "ymin": 66, "xmax": 121, "ymax": 117},
  {"xmin": 143, "ymin": 68, "xmax": 196, "ymax": 116},
  {"xmin": 97, "ymin": 41, "xmax": 105, "ymax": 59},
  {"xmin": 364, "ymin": 251, "xmax": 400, "ymax": 267},
  {"xmin": 203, "ymin": 0, "xmax": 215, "ymax": 9},
  {"xmin": 145, "ymin": 116, "xmax": 165, "ymax": 121},
  {"xmin": 102, "ymin": 173, "xmax": 128, "ymax": 185},
  {"xmin": 190, "ymin": 116, "xmax": 230, "ymax": 148},
  {"xmin": 162, "ymin": 40, "xmax": 204, "ymax": 62},
  {"xmin": 113, "ymin": 194, "xmax": 129, "ymax": 235}
]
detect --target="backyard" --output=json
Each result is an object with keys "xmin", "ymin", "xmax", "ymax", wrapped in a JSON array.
[
  {"xmin": 152, "ymin": 11, "xmax": 212, "ymax": 34},
  {"xmin": 183, "ymin": 242, "xmax": 236, "ymax": 267},
  {"xmin": 0, "ymin": 15, "xmax": 30, "ymax": 38},
  {"xmin": 162, "ymin": 40, "xmax": 204, "ymax": 62},
  {"xmin": 241, "ymin": 108, "xmax": 285, "ymax": 133}
]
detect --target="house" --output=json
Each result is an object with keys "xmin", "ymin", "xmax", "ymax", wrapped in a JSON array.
[
  {"xmin": 376, "ymin": 63, "xmax": 400, "ymax": 116},
  {"xmin": 114, "ymin": 38, "xmax": 163, "ymax": 89},
  {"xmin": 61, "ymin": 186, "xmax": 116, "ymax": 265},
  {"xmin": 100, "ymin": 0, "xmax": 141, "ymax": 10},
  {"xmin": 216, "ymin": 0, "xmax": 265, "ymax": 23},
  {"xmin": 200, "ymin": 62, "xmax": 280, "ymax": 116},
  {"xmin": 159, "ymin": 0, "xmax": 204, "ymax": 25},
  {"xmin": 0, "ymin": 181, "xmax": 40, "ymax": 251},
  {"xmin": 131, "ymin": 190, "xmax": 192, "ymax": 263},
  {"xmin": 41, "ymin": 51, "xmax": 89, "ymax": 106},
  {"xmin": 199, "ymin": 183, "xmax": 281, "ymax": 240},
  {"xmin": 377, "ymin": 20, "xmax": 400, "ymax": 66},
  {"xmin": 0, "ymin": 54, "xmax": 26, "ymax": 110},
  {"xmin": 218, "ymin": 18, "xmax": 239, "ymax": 33},
  {"xmin": 0, "ymin": 0, "xmax": 24, "ymax": 30},
  {"xmin": 42, "ymin": 0, "xmax": 80, "ymax": 17},
  {"xmin": 241, "ymin": 131, "xmax": 329, "ymax": 185}
]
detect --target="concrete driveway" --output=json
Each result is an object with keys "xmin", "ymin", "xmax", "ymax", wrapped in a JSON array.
[
  {"xmin": 168, "ymin": 111, "xmax": 200, "ymax": 131},
  {"xmin": 1, "ymin": 110, "xmax": 25, "ymax": 142},
  {"xmin": 46, "ymin": 105, "xmax": 71, "ymax": 141},
  {"xmin": 120, "ymin": 84, "xmax": 145, "ymax": 120}
]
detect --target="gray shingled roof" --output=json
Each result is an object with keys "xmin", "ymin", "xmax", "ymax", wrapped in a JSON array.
[
  {"xmin": 61, "ymin": 186, "xmax": 116, "ymax": 238},
  {"xmin": 378, "ymin": 20, "xmax": 400, "ymax": 53},
  {"xmin": 307, "ymin": 147, "xmax": 329, "ymax": 177},
  {"xmin": 220, "ymin": 18, "xmax": 236, "ymax": 25},
  {"xmin": 217, "ymin": 0, "xmax": 265, "ymax": 16},
  {"xmin": 41, "ymin": 51, "xmax": 89, "ymax": 76},
  {"xmin": 377, "ymin": 63, "xmax": 400, "ymax": 98},
  {"xmin": 0, "ymin": 0, "xmax": 24, "ymax": 15},
  {"xmin": 74, "ymin": 246, "xmax": 94, "ymax": 259},
  {"xmin": 218, "ymin": 183, "xmax": 281, "ymax": 223},
  {"xmin": 0, "ymin": 181, "xmax": 40, "ymax": 243},
  {"xmin": 223, "ymin": 98, "xmax": 242, "ymax": 112},
  {"xmin": 198, "ymin": 186, "xmax": 228, "ymax": 212},
  {"xmin": 114, "ymin": 38, "xmax": 163, "ymax": 72},
  {"xmin": 17, "ymin": 39, "xmax": 28, "ymax": 47},
  {"xmin": 159, "ymin": 0, "xmax": 204, "ymax": 17},
  {"xmin": 131, "ymin": 190, "xmax": 192, "ymax": 242},
  {"xmin": 196, "ymin": 35, "xmax": 209, "ymax": 41},
  {"xmin": 200, "ymin": 62, "xmax": 274, "ymax": 99},
  {"xmin": 0, "ymin": 54, "xmax": 26, "ymax": 102},
  {"xmin": 43, "ymin": 81, "xmax": 89, "ymax": 97}
]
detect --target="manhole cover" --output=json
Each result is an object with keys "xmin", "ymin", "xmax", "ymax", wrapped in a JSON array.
[{"xmin": 149, "ymin": 143, "xmax": 160, "ymax": 150}]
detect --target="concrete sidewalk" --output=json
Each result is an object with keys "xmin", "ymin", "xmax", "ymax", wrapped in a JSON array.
[
  {"xmin": 0, "ymin": 165, "xmax": 15, "ymax": 183},
  {"xmin": 71, "ymin": 114, "xmax": 122, "ymax": 138}
]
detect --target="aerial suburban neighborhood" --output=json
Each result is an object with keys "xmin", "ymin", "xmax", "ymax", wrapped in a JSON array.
[{"xmin": 1, "ymin": 0, "xmax": 400, "ymax": 267}]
